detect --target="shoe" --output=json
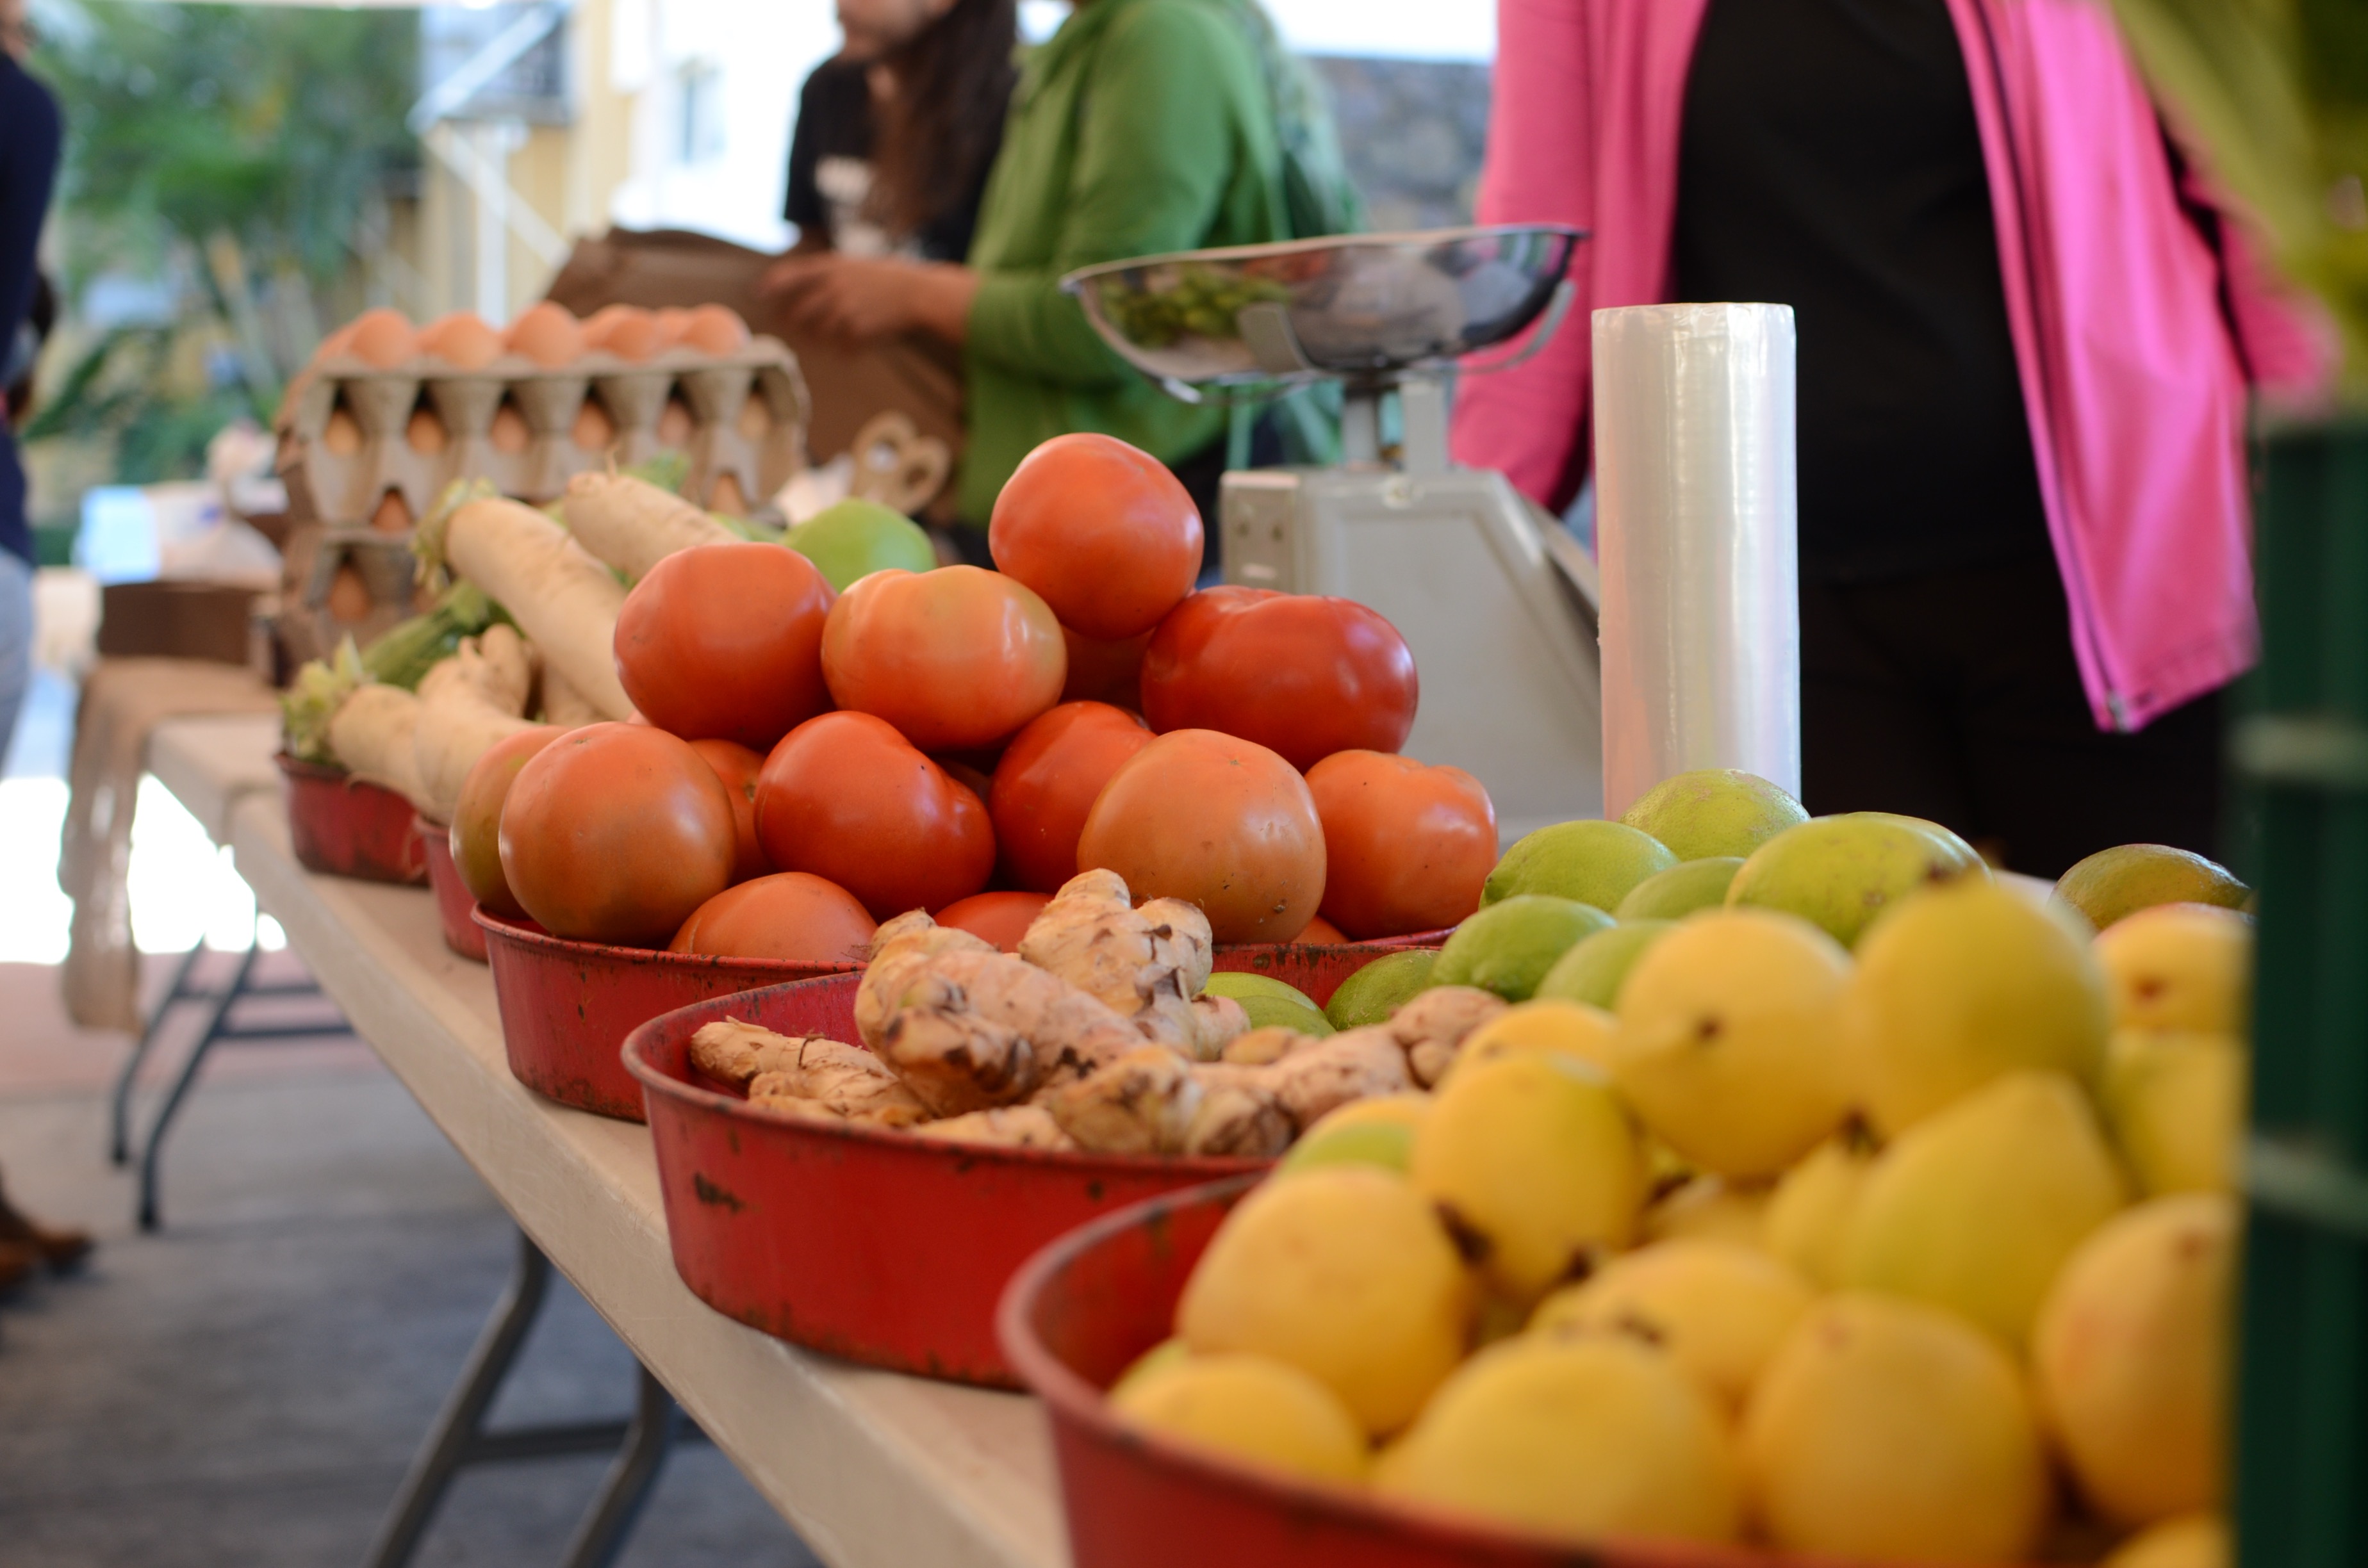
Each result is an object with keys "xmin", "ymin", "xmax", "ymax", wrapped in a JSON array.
[
  {"xmin": 0, "ymin": 1173, "xmax": 94, "ymax": 1272},
  {"xmin": 0, "ymin": 1240, "xmax": 35, "ymax": 1295}
]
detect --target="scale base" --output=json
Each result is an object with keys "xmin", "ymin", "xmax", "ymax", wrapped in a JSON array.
[{"xmin": 1219, "ymin": 466, "xmax": 1606, "ymax": 842}]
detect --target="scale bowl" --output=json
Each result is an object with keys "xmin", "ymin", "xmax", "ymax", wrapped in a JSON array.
[{"xmin": 1062, "ymin": 225, "xmax": 1583, "ymax": 389}]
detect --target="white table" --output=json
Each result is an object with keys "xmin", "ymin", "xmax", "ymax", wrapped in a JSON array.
[{"xmin": 145, "ymin": 718, "xmax": 1068, "ymax": 1568}]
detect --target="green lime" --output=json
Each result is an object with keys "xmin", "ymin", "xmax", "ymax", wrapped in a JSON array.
[
  {"xmin": 1620, "ymin": 769, "xmax": 1807, "ymax": 861},
  {"xmin": 784, "ymin": 498, "xmax": 937, "ymax": 591},
  {"xmin": 1615, "ymin": 858, "xmax": 1745, "ymax": 920},
  {"xmin": 1845, "ymin": 812, "xmax": 1985, "ymax": 876},
  {"xmin": 1323, "ymin": 949, "xmax": 1438, "ymax": 1031},
  {"xmin": 1203, "ymin": 972, "xmax": 1322, "ymax": 1013},
  {"xmin": 1279, "ymin": 1120, "xmax": 1417, "ymax": 1178},
  {"xmin": 1110, "ymin": 1337, "xmax": 1191, "ymax": 1399},
  {"xmin": 1534, "ymin": 919, "xmax": 1677, "ymax": 1010},
  {"xmin": 1483, "ymin": 821, "xmax": 1677, "ymax": 913},
  {"xmin": 2052, "ymin": 843, "xmax": 2249, "ymax": 932},
  {"xmin": 1234, "ymin": 994, "xmax": 1336, "ymax": 1037},
  {"xmin": 1431, "ymin": 895, "xmax": 1616, "ymax": 1002}
]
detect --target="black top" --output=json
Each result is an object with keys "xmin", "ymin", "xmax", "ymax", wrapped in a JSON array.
[
  {"xmin": 784, "ymin": 58, "xmax": 996, "ymax": 264},
  {"xmin": 1, "ymin": 58, "xmax": 63, "ymax": 568},
  {"xmin": 1672, "ymin": 0, "xmax": 2050, "ymax": 583}
]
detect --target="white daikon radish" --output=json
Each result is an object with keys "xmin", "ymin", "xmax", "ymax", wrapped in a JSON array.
[
  {"xmin": 422, "ymin": 491, "xmax": 634, "ymax": 721},
  {"xmin": 562, "ymin": 470, "xmax": 735, "ymax": 580},
  {"xmin": 326, "ymin": 683, "xmax": 428, "ymax": 808},
  {"xmin": 536, "ymin": 654, "xmax": 603, "ymax": 727},
  {"xmin": 411, "ymin": 626, "xmax": 548, "ymax": 822}
]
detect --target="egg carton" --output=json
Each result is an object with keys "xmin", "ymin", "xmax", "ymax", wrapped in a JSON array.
[{"xmin": 276, "ymin": 339, "xmax": 812, "ymax": 529}]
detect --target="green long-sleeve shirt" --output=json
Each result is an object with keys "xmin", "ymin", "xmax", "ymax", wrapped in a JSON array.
[{"xmin": 958, "ymin": 0, "xmax": 1289, "ymax": 525}]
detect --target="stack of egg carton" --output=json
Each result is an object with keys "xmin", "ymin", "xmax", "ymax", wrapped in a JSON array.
[{"xmin": 273, "ymin": 304, "xmax": 812, "ymax": 662}]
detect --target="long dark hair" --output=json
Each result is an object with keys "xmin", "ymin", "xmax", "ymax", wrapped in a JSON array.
[{"xmin": 868, "ymin": 0, "xmax": 1017, "ymax": 243}]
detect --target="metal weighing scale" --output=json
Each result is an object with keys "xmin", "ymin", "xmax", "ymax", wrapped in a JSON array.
[{"xmin": 1064, "ymin": 226, "xmax": 1606, "ymax": 838}]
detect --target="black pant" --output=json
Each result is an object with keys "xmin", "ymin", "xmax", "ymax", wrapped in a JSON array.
[{"xmin": 1800, "ymin": 554, "xmax": 2225, "ymax": 879}]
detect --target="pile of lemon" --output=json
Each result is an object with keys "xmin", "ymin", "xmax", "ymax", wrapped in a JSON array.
[{"xmin": 1114, "ymin": 771, "xmax": 2247, "ymax": 1568}]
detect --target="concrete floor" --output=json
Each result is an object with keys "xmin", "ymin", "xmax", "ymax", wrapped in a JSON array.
[{"xmin": 0, "ymin": 958, "xmax": 820, "ymax": 1568}]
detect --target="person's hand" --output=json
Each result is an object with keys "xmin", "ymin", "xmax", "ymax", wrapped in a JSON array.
[{"xmin": 762, "ymin": 254, "xmax": 922, "ymax": 339}]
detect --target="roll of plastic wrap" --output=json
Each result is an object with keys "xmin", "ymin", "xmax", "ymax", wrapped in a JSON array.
[{"xmin": 1592, "ymin": 302, "xmax": 1801, "ymax": 819}]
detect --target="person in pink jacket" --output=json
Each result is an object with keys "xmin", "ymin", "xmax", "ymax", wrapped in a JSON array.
[{"xmin": 1454, "ymin": 0, "xmax": 2333, "ymax": 875}]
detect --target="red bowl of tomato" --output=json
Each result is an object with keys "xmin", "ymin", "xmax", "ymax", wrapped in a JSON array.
[
  {"xmin": 279, "ymin": 753, "xmax": 429, "ymax": 885},
  {"xmin": 474, "ymin": 910, "xmax": 862, "ymax": 1122},
  {"xmin": 622, "ymin": 941, "xmax": 1411, "ymax": 1384},
  {"xmin": 415, "ymin": 815, "xmax": 488, "ymax": 963}
]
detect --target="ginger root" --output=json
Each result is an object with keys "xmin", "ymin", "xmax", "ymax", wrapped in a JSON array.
[
  {"xmin": 746, "ymin": 1093, "xmax": 849, "ymax": 1127},
  {"xmin": 853, "ymin": 913, "xmax": 995, "ymax": 1054},
  {"xmin": 1018, "ymin": 870, "xmax": 1223, "ymax": 1051},
  {"xmin": 1181, "ymin": 1074, "xmax": 1294, "ymax": 1159},
  {"xmin": 691, "ymin": 1018, "xmax": 930, "ymax": 1125},
  {"xmin": 1389, "ymin": 985, "xmax": 1509, "ymax": 1087},
  {"xmin": 1046, "ymin": 1047, "xmax": 1205, "ymax": 1156},
  {"xmin": 909, "ymin": 1106, "xmax": 1075, "ymax": 1150},
  {"xmin": 875, "ymin": 947, "xmax": 1144, "ymax": 1116}
]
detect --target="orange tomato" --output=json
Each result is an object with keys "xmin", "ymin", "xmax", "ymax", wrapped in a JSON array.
[
  {"xmin": 935, "ymin": 890, "xmax": 1052, "ymax": 952},
  {"xmin": 1297, "ymin": 915, "xmax": 1350, "ymax": 945},
  {"xmin": 1140, "ymin": 587, "xmax": 1419, "ymax": 771},
  {"xmin": 668, "ymin": 872, "xmax": 876, "ymax": 963},
  {"xmin": 821, "ymin": 566, "xmax": 1066, "ymax": 751},
  {"xmin": 989, "ymin": 701, "xmax": 1155, "ymax": 893},
  {"xmin": 450, "ymin": 727, "xmax": 564, "ymax": 919},
  {"xmin": 1306, "ymin": 750, "xmax": 1497, "ymax": 939},
  {"xmin": 1076, "ymin": 728, "xmax": 1326, "ymax": 943},
  {"xmin": 614, "ymin": 541, "xmax": 835, "ymax": 751},
  {"xmin": 687, "ymin": 738, "xmax": 770, "ymax": 883},
  {"xmin": 753, "ymin": 710, "xmax": 995, "ymax": 919},
  {"xmin": 989, "ymin": 432, "xmax": 1203, "ymax": 640},
  {"xmin": 1059, "ymin": 623, "xmax": 1152, "ymax": 707},
  {"xmin": 498, "ymin": 723, "xmax": 737, "ymax": 945}
]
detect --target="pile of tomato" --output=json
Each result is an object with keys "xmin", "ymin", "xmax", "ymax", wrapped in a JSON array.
[{"xmin": 451, "ymin": 434, "xmax": 1501, "ymax": 961}]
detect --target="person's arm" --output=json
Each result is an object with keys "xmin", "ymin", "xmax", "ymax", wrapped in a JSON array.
[
  {"xmin": 0, "ymin": 69, "xmax": 62, "ymax": 392},
  {"xmin": 964, "ymin": 3, "xmax": 1252, "ymax": 388}
]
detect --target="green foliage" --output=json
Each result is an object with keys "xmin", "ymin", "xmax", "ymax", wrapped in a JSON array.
[
  {"xmin": 2107, "ymin": 0, "xmax": 2368, "ymax": 398},
  {"xmin": 22, "ymin": 2, "xmax": 418, "ymax": 478}
]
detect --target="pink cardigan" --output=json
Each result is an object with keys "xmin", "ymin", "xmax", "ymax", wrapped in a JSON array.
[{"xmin": 1454, "ymin": 0, "xmax": 2336, "ymax": 731}]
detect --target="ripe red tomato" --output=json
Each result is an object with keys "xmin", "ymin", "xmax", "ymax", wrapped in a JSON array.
[
  {"xmin": 1306, "ymin": 750, "xmax": 1497, "ymax": 939},
  {"xmin": 989, "ymin": 701, "xmax": 1155, "ymax": 892},
  {"xmin": 450, "ymin": 727, "xmax": 564, "ymax": 919},
  {"xmin": 753, "ymin": 710, "xmax": 995, "ymax": 918},
  {"xmin": 613, "ymin": 541, "xmax": 834, "ymax": 750},
  {"xmin": 498, "ymin": 723, "xmax": 738, "ymax": 945},
  {"xmin": 1060, "ymin": 624, "xmax": 1151, "ymax": 707},
  {"xmin": 1139, "ymin": 587, "xmax": 1419, "ymax": 771},
  {"xmin": 935, "ymin": 890, "xmax": 1052, "ymax": 952},
  {"xmin": 668, "ymin": 872, "xmax": 876, "ymax": 963},
  {"xmin": 687, "ymin": 738, "xmax": 770, "ymax": 883},
  {"xmin": 821, "ymin": 566, "xmax": 1065, "ymax": 751},
  {"xmin": 988, "ymin": 432, "xmax": 1202, "ymax": 640},
  {"xmin": 1297, "ymin": 915, "xmax": 1350, "ymax": 945},
  {"xmin": 1076, "ymin": 728, "xmax": 1327, "ymax": 943}
]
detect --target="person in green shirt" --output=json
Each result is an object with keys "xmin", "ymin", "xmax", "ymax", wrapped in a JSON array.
[{"xmin": 768, "ymin": 0, "xmax": 1338, "ymax": 541}]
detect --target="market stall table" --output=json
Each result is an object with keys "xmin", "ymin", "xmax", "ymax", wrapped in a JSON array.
[{"xmin": 143, "ymin": 717, "xmax": 1067, "ymax": 1568}]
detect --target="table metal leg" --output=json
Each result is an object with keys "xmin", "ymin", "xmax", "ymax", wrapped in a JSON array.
[
  {"xmin": 109, "ymin": 941, "xmax": 210, "ymax": 1166},
  {"xmin": 363, "ymin": 1229, "xmax": 691, "ymax": 1568},
  {"xmin": 557, "ymin": 1367, "xmax": 685, "ymax": 1568},
  {"xmin": 135, "ymin": 938, "xmax": 261, "ymax": 1232}
]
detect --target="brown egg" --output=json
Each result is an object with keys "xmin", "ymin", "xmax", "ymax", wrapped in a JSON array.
[
  {"xmin": 736, "ymin": 393, "xmax": 773, "ymax": 441},
  {"xmin": 371, "ymin": 491, "xmax": 414, "ymax": 532},
  {"xmin": 322, "ymin": 407, "xmax": 364, "ymax": 457},
  {"xmin": 584, "ymin": 304, "xmax": 664, "ymax": 363},
  {"xmin": 654, "ymin": 307, "xmax": 694, "ymax": 347},
  {"xmin": 326, "ymin": 563, "xmax": 374, "ymax": 623},
  {"xmin": 681, "ymin": 304, "xmax": 750, "ymax": 355},
  {"xmin": 656, "ymin": 396, "xmax": 696, "ymax": 448},
  {"xmin": 489, "ymin": 402, "xmax": 534, "ymax": 454},
  {"xmin": 709, "ymin": 471, "xmax": 747, "ymax": 516},
  {"xmin": 572, "ymin": 398, "xmax": 616, "ymax": 452},
  {"xmin": 347, "ymin": 309, "xmax": 418, "ymax": 369},
  {"xmin": 313, "ymin": 324, "xmax": 357, "ymax": 363},
  {"xmin": 418, "ymin": 312, "xmax": 505, "ymax": 372},
  {"xmin": 506, "ymin": 300, "xmax": 585, "ymax": 368},
  {"xmin": 406, "ymin": 408, "xmax": 448, "ymax": 455}
]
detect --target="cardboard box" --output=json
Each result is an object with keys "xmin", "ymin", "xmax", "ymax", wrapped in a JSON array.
[{"xmin": 96, "ymin": 581, "xmax": 265, "ymax": 669}]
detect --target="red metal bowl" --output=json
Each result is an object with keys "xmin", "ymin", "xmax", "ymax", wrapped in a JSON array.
[
  {"xmin": 475, "ymin": 910, "xmax": 861, "ymax": 1122},
  {"xmin": 621, "ymin": 943, "xmax": 1410, "ymax": 1386},
  {"xmin": 999, "ymin": 1181, "xmax": 1816, "ymax": 1568},
  {"xmin": 278, "ymin": 753, "xmax": 428, "ymax": 885},
  {"xmin": 415, "ymin": 815, "xmax": 488, "ymax": 963}
]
